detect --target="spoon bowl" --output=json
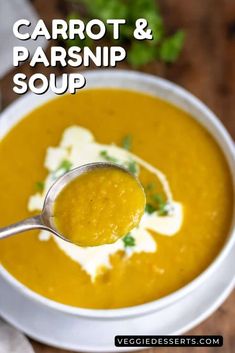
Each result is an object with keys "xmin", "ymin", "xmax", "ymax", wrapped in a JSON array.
[{"xmin": 0, "ymin": 162, "xmax": 144, "ymax": 244}]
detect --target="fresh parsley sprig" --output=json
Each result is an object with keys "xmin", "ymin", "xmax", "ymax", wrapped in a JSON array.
[{"xmin": 65, "ymin": 0, "xmax": 185, "ymax": 68}]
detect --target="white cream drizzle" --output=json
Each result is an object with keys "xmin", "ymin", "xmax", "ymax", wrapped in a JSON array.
[{"xmin": 28, "ymin": 126, "xmax": 184, "ymax": 280}]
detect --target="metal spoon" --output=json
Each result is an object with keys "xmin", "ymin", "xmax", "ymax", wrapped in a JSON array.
[{"xmin": 0, "ymin": 162, "xmax": 141, "ymax": 243}]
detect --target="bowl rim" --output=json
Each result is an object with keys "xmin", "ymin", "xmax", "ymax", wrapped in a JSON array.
[{"xmin": 0, "ymin": 69, "xmax": 234, "ymax": 319}]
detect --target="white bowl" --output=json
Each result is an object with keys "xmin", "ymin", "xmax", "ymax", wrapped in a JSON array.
[{"xmin": 0, "ymin": 70, "xmax": 234, "ymax": 350}]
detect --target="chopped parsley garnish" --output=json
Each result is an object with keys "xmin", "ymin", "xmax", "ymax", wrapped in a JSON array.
[
  {"xmin": 151, "ymin": 193, "xmax": 164, "ymax": 204},
  {"xmin": 145, "ymin": 193, "xmax": 169, "ymax": 216},
  {"xmin": 158, "ymin": 203, "xmax": 170, "ymax": 216},
  {"xmin": 100, "ymin": 150, "xmax": 118, "ymax": 163},
  {"xmin": 152, "ymin": 194, "xmax": 169, "ymax": 216},
  {"xmin": 145, "ymin": 182, "xmax": 156, "ymax": 192},
  {"xmin": 58, "ymin": 159, "xmax": 73, "ymax": 173},
  {"xmin": 35, "ymin": 181, "xmax": 45, "ymax": 193},
  {"xmin": 123, "ymin": 234, "xmax": 136, "ymax": 247},
  {"xmin": 145, "ymin": 203, "xmax": 157, "ymax": 214},
  {"xmin": 126, "ymin": 159, "xmax": 138, "ymax": 175},
  {"xmin": 121, "ymin": 134, "xmax": 132, "ymax": 151},
  {"xmin": 100, "ymin": 151, "xmax": 138, "ymax": 176}
]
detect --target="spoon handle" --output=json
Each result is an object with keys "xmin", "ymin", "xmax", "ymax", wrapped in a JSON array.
[{"xmin": 0, "ymin": 215, "xmax": 47, "ymax": 239}]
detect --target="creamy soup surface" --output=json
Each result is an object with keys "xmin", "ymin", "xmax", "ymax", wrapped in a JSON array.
[
  {"xmin": 53, "ymin": 167, "xmax": 146, "ymax": 246},
  {"xmin": 0, "ymin": 89, "xmax": 233, "ymax": 309}
]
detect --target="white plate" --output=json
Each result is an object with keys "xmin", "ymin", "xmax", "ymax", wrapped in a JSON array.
[
  {"xmin": 0, "ymin": 240, "xmax": 234, "ymax": 352},
  {"xmin": 0, "ymin": 70, "xmax": 234, "ymax": 352}
]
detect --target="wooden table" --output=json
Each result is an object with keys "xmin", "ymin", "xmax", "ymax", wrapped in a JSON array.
[{"xmin": 0, "ymin": 0, "xmax": 234, "ymax": 352}]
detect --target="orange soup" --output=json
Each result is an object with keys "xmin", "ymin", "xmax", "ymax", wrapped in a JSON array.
[
  {"xmin": 0, "ymin": 89, "xmax": 233, "ymax": 309},
  {"xmin": 53, "ymin": 166, "xmax": 145, "ymax": 246}
]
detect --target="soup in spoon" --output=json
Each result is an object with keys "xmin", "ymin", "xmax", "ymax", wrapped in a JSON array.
[{"xmin": 53, "ymin": 165, "xmax": 146, "ymax": 247}]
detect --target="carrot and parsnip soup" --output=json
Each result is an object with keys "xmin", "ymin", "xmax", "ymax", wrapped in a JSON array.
[
  {"xmin": 0, "ymin": 89, "xmax": 233, "ymax": 309},
  {"xmin": 53, "ymin": 167, "xmax": 146, "ymax": 246}
]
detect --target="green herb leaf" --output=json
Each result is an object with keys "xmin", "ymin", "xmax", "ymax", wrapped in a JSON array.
[
  {"xmin": 158, "ymin": 206, "xmax": 169, "ymax": 216},
  {"xmin": 145, "ymin": 203, "xmax": 156, "ymax": 214},
  {"xmin": 100, "ymin": 150, "xmax": 118, "ymax": 163},
  {"xmin": 128, "ymin": 42, "xmax": 157, "ymax": 68},
  {"xmin": 35, "ymin": 181, "xmax": 45, "ymax": 193},
  {"xmin": 58, "ymin": 160, "xmax": 73, "ymax": 173},
  {"xmin": 123, "ymin": 233, "xmax": 136, "ymax": 247},
  {"xmin": 159, "ymin": 30, "xmax": 185, "ymax": 63},
  {"xmin": 126, "ymin": 159, "xmax": 138, "ymax": 175},
  {"xmin": 151, "ymin": 193, "xmax": 164, "ymax": 204},
  {"xmin": 121, "ymin": 134, "xmax": 132, "ymax": 151},
  {"xmin": 128, "ymin": 0, "xmax": 164, "ymax": 44},
  {"xmin": 148, "ymin": 12, "xmax": 164, "ymax": 44},
  {"xmin": 145, "ymin": 193, "xmax": 169, "ymax": 216},
  {"xmin": 145, "ymin": 182, "xmax": 156, "ymax": 192},
  {"xmin": 82, "ymin": 0, "xmax": 128, "ymax": 22},
  {"xmin": 152, "ymin": 194, "xmax": 169, "ymax": 216}
]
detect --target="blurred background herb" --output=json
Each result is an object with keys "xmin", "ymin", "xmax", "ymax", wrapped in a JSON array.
[{"xmin": 64, "ymin": 0, "xmax": 185, "ymax": 67}]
